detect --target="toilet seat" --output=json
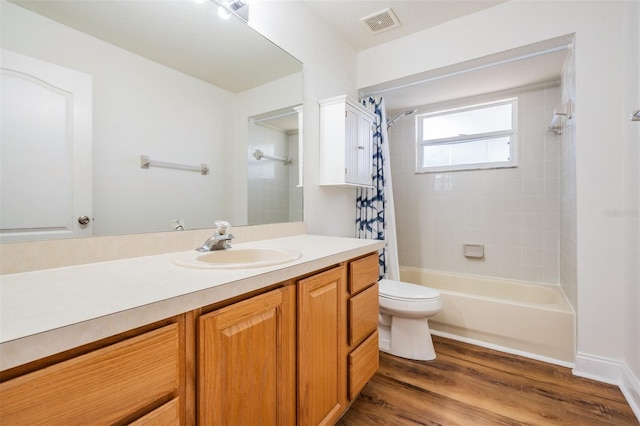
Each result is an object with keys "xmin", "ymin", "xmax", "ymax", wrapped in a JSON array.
[{"xmin": 379, "ymin": 279, "xmax": 440, "ymax": 302}]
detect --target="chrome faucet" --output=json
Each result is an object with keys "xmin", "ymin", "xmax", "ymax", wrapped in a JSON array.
[{"xmin": 196, "ymin": 221, "xmax": 234, "ymax": 252}]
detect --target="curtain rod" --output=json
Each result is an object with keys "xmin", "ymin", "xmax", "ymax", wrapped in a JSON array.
[{"xmin": 360, "ymin": 44, "xmax": 572, "ymax": 98}]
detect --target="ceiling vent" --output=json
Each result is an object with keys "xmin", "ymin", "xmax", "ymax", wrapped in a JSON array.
[{"xmin": 360, "ymin": 8, "xmax": 401, "ymax": 34}]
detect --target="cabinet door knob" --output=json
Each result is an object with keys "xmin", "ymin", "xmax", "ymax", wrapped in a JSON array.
[
  {"xmin": 357, "ymin": 146, "xmax": 365, "ymax": 150},
  {"xmin": 78, "ymin": 216, "xmax": 91, "ymax": 225}
]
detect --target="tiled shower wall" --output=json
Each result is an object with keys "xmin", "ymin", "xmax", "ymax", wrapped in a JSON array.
[
  {"xmin": 559, "ymin": 49, "xmax": 578, "ymax": 305},
  {"xmin": 248, "ymin": 125, "xmax": 302, "ymax": 225},
  {"xmin": 389, "ymin": 83, "xmax": 564, "ymax": 284}
]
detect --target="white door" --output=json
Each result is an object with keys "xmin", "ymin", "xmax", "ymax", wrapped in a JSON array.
[{"xmin": 1, "ymin": 49, "xmax": 92, "ymax": 242}]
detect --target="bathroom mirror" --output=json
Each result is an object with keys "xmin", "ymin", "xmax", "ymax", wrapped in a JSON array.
[{"xmin": 0, "ymin": 0, "xmax": 303, "ymax": 242}]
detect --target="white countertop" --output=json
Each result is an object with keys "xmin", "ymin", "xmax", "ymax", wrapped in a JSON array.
[{"xmin": 0, "ymin": 234, "xmax": 383, "ymax": 370}]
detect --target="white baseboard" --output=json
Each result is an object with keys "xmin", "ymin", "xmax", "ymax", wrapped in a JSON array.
[
  {"xmin": 621, "ymin": 364, "xmax": 640, "ymax": 422},
  {"xmin": 574, "ymin": 352, "xmax": 640, "ymax": 421},
  {"xmin": 573, "ymin": 352, "xmax": 624, "ymax": 384}
]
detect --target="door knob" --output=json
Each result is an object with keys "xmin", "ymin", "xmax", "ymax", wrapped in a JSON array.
[{"xmin": 78, "ymin": 216, "xmax": 91, "ymax": 225}]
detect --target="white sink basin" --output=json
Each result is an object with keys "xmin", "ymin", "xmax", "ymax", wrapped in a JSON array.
[{"xmin": 172, "ymin": 247, "xmax": 302, "ymax": 269}]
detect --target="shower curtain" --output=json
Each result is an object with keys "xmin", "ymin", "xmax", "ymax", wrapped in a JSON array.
[{"xmin": 356, "ymin": 96, "xmax": 400, "ymax": 281}]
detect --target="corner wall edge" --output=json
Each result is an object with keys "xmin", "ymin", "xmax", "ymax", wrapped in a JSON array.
[{"xmin": 573, "ymin": 352, "xmax": 640, "ymax": 421}]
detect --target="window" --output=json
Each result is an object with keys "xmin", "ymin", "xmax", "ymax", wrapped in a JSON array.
[{"xmin": 416, "ymin": 98, "xmax": 517, "ymax": 173}]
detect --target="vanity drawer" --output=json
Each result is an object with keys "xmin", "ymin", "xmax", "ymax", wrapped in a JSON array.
[
  {"xmin": 348, "ymin": 330, "xmax": 379, "ymax": 401},
  {"xmin": 349, "ymin": 253, "xmax": 379, "ymax": 295},
  {"xmin": 130, "ymin": 398, "xmax": 180, "ymax": 426},
  {"xmin": 0, "ymin": 324, "xmax": 181, "ymax": 425},
  {"xmin": 348, "ymin": 282, "xmax": 379, "ymax": 347}
]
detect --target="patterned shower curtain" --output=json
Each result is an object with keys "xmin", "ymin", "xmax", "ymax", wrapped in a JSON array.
[{"xmin": 356, "ymin": 97, "xmax": 400, "ymax": 281}]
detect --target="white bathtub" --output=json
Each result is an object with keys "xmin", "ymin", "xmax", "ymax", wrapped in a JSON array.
[{"xmin": 400, "ymin": 266, "xmax": 575, "ymax": 366}]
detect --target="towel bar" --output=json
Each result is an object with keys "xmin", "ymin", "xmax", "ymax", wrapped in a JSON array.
[{"xmin": 140, "ymin": 155, "xmax": 209, "ymax": 175}]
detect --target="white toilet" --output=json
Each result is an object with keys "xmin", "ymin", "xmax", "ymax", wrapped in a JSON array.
[{"xmin": 378, "ymin": 279, "xmax": 443, "ymax": 361}]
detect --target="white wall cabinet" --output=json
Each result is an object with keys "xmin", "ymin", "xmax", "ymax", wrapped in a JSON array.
[{"xmin": 320, "ymin": 95, "xmax": 376, "ymax": 187}]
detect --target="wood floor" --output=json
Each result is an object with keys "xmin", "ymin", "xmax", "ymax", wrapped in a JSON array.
[{"xmin": 337, "ymin": 336, "xmax": 639, "ymax": 426}]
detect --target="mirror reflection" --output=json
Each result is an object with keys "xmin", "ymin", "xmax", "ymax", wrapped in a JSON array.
[
  {"xmin": 248, "ymin": 106, "xmax": 303, "ymax": 225},
  {"xmin": 0, "ymin": 0, "xmax": 303, "ymax": 242}
]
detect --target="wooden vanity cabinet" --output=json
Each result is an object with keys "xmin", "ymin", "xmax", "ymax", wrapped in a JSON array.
[
  {"xmin": 198, "ymin": 258, "xmax": 378, "ymax": 426},
  {"xmin": 198, "ymin": 285, "xmax": 296, "ymax": 426},
  {"xmin": 0, "ymin": 319, "xmax": 186, "ymax": 425},
  {"xmin": 297, "ymin": 254, "xmax": 380, "ymax": 424},
  {"xmin": 297, "ymin": 265, "xmax": 347, "ymax": 425},
  {"xmin": 346, "ymin": 253, "xmax": 380, "ymax": 401},
  {"xmin": 0, "ymin": 250, "xmax": 381, "ymax": 426}
]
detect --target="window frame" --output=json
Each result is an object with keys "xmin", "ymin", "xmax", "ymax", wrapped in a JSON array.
[{"xmin": 415, "ymin": 97, "xmax": 518, "ymax": 173}]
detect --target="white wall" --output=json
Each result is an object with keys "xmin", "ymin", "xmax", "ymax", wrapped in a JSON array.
[
  {"xmin": 1, "ymin": 1, "xmax": 237, "ymax": 235},
  {"xmin": 559, "ymin": 48, "xmax": 578, "ymax": 309},
  {"xmin": 288, "ymin": 131, "xmax": 304, "ymax": 222},
  {"xmin": 389, "ymin": 84, "xmax": 562, "ymax": 284},
  {"xmin": 249, "ymin": 1, "xmax": 360, "ymax": 237},
  {"xmin": 359, "ymin": 0, "xmax": 639, "ymax": 410},
  {"xmin": 622, "ymin": 0, "xmax": 640, "ymax": 409}
]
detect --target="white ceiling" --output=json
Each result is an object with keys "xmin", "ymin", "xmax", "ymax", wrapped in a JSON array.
[
  {"xmin": 299, "ymin": 0, "xmax": 572, "ymax": 112},
  {"xmin": 12, "ymin": 0, "xmax": 570, "ymax": 115},
  {"xmin": 300, "ymin": 0, "xmax": 507, "ymax": 52},
  {"xmin": 362, "ymin": 37, "xmax": 573, "ymax": 111},
  {"xmin": 9, "ymin": 0, "xmax": 302, "ymax": 93}
]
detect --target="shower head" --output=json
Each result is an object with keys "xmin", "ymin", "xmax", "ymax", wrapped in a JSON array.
[{"xmin": 387, "ymin": 109, "xmax": 417, "ymax": 128}]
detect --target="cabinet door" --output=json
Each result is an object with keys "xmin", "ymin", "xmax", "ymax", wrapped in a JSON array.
[
  {"xmin": 298, "ymin": 266, "xmax": 346, "ymax": 426},
  {"xmin": 356, "ymin": 111, "xmax": 374, "ymax": 185},
  {"xmin": 345, "ymin": 105, "xmax": 374, "ymax": 187},
  {"xmin": 198, "ymin": 286, "xmax": 296, "ymax": 426}
]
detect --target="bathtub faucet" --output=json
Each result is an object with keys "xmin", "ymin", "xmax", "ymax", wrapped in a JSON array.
[{"xmin": 196, "ymin": 221, "xmax": 234, "ymax": 252}]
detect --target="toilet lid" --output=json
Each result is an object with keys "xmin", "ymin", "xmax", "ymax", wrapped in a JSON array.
[{"xmin": 379, "ymin": 279, "xmax": 440, "ymax": 302}]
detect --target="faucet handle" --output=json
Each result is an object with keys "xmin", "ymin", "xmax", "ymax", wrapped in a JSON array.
[{"xmin": 214, "ymin": 220, "xmax": 231, "ymax": 235}]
